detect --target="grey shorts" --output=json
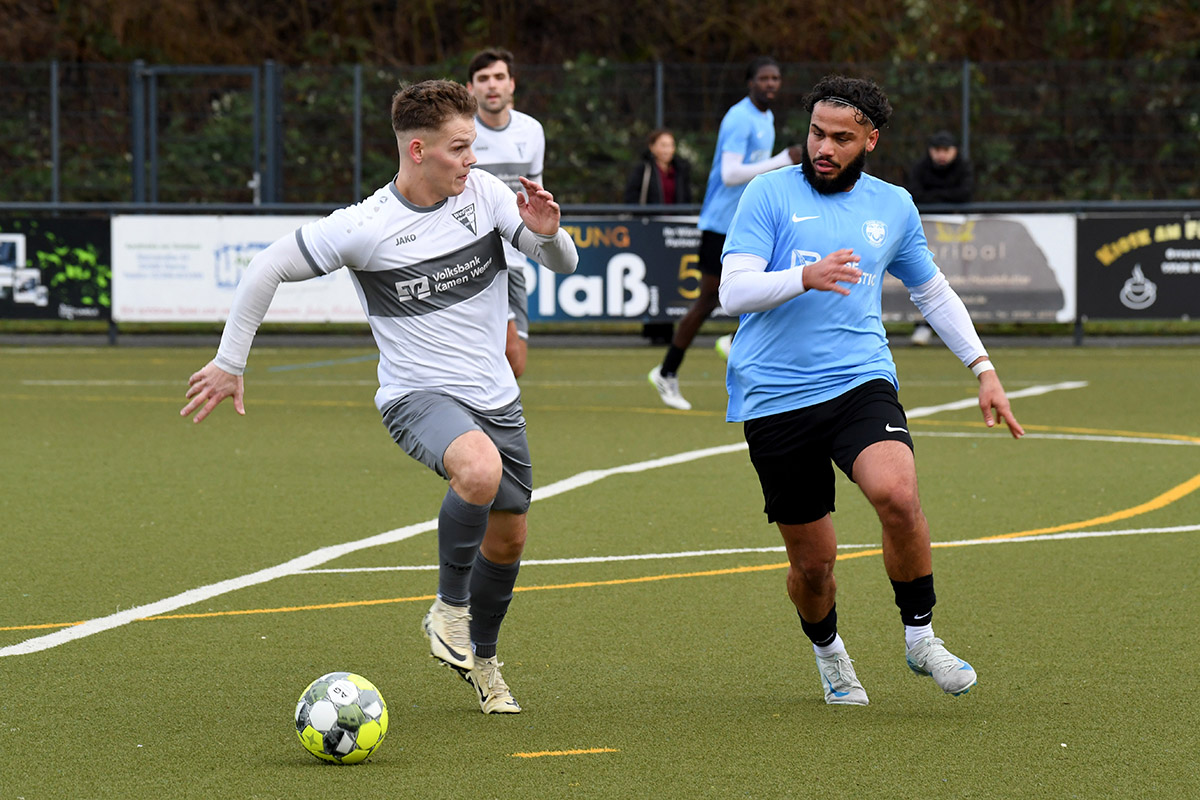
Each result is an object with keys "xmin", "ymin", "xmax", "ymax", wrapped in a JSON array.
[
  {"xmin": 507, "ymin": 261, "xmax": 529, "ymax": 339},
  {"xmin": 380, "ymin": 391, "xmax": 533, "ymax": 514}
]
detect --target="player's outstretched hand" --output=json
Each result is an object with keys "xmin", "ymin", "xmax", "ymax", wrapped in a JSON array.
[
  {"xmin": 516, "ymin": 175, "xmax": 561, "ymax": 235},
  {"xmin": 802, "ymin": 249, "xmax": 863, "ymax": 296},
  {"xmin": 978, "ymin": 371, "xmax": 1024, "ymax": 439},
  {"xmin": 181, "ymin": 361, "xmax": 244, "ymax": 424}
]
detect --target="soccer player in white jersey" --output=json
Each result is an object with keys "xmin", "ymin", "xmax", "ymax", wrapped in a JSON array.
[
  {"xmin": 466, "ymin": 48, "xmax": 545, "ymax": 378},
  {"xmin": 719, "ymin": 74, "xmax": 1024, "ymax": 705},
  {"xmin": 180, "ymin": 80, "xmax": 578, "ymax": 715},
  {"xmin": 649, "ymin": 56, "xmax": 802, "ymax": 411}
]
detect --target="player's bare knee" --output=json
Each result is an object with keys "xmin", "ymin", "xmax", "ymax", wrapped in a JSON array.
[
  {"xmin": 483, "ymin": 514, "xmax": 527, "ymax": 562},
  {"xmin": 486, "ymin": 533, "xmax": 525, "ymax": 563},
  {"xmin": 789, "ymin": 557, "xmax": 835, "ymax": 593},
  {"xmin": 872, "ymin": 490, "xmax": 923, "ymax": 530},
  {"xmin": 447, "ymin": 454, "xmax": 502, "ymax": 504}
]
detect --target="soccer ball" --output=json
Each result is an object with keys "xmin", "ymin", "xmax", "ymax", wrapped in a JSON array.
[{"xmin": 294, "ymin": 672, "xmax": 389, "ymax": 764}]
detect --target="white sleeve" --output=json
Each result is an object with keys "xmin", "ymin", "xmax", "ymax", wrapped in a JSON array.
[
  {"xmin": 529, "ymin": 121, "xmax": 545, "ymax": 184},
  {"xmin": 720, "ymin": 149, "xmax": 795, "ymax": 186},
  {"xmin": 515, "ymin": 228, "xmax": 578, "ymax": 275},
  {"xmin": 908, "ymin": 269, "xmax": 989, "ymax": 367},
  {"xmin": 481, "ymin": 169, "xmax": 577, "ymax": 274},
  {"xmin": 213, "ymin": 232, "xmax": 319, "ymax": 375},
  {"xmin": 719, "ymin": 252, "xmax": 807, "ymax": 314}
]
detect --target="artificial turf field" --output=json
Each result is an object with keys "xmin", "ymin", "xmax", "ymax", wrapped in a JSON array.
[{"xmin": 1, "ymin": 341, "xmax": 1198, "ymax": 799}]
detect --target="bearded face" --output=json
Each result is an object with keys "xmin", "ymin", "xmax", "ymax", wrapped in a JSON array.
[{"xmin": 801, "ymin": 101, "xmax": 877, "ymax": 194}]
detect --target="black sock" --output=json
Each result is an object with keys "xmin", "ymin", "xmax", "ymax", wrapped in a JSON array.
[
  {"xmin": 891, "ymin": 573, "xmax": 936, "ymax": 627},
  {"xmin": 798, "ymin": 604, "xmax": 838, "ymax": 648},
  {"xmin": 468, "ymin": 553, "xmax": 520, "ymax": 657},
  {"xmin": 661, "ymin": 344, "xmax": 686, "ymax": 376},
  {"xmin": 436, "ymin": 489, "xmax": 492, "ymax": 605}
]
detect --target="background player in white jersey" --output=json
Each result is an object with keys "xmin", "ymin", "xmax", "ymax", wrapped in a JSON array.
[
  {"xmin": 649, "ymin": 56, "xmax": 801, "ymax": 411},
  {"xmin": 180, "ymin": 80, "xmax": 578, "ymax": 714},
  {"xmin": 466, "ymin": 48, "xmax": 545, "ymax": 378},
  {"xmin": 719, "ymin": 74, "xmax": 1024, "ymax": 705}
]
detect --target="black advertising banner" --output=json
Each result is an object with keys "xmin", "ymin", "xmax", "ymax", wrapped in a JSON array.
[
  {"xmin": 0, "ymin": 217, "xmax": 112, "ymax": 321},
  {"xmin": 1077, "ymin": 214, "xmax": 1200, "ymax": 319},
  {"xmin": 882, "ymin": 215, "xmax": 1071, "ymax": 323},
  {"xmin": 531, "ymin": 215, "xmax": 1075, "ymax": 324},
  {"xmin": 528, "ymin": 216, "xmax": 731, "ymax": 323}
]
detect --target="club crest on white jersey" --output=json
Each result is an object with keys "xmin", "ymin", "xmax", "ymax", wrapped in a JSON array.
[{"xmin": 453, "ymin": 204, "xmax": 477, "ymax": 235}]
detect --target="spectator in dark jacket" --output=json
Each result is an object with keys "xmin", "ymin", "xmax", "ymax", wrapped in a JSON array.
[
  {"xmin": 908, "ymin": 130, "xmax": 973, "ymax": 345},
  {"xmin": 623, "ymin": 129, "xmax": 693, "ymax": 205},
  {"xmin": 907, "ymin": 129, "xmax": 973, "ymax": 205}
]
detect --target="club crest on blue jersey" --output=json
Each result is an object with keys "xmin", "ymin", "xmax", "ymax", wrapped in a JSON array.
[{"xmin": 862, "ymin": 220, "xmax": 887, "ymax": 247}]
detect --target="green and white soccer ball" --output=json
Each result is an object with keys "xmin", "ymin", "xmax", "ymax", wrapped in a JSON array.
[{"xmin": 294, "ymin": 672, "xmax": 389, "ymax": 764}]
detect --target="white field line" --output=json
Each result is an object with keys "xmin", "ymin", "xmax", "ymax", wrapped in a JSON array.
[
  {"xmin": 904, "ymin": 380, "xmax": 1089, "ymax": 418},
  {"xmin": 302, "ymin": 544, "xmax": 869, "ymax": 573},
  {"xmin": 0, "ymin": 380, "xmax": 1090, "ymax": 658},
  {"xmin": 938, "ymin": 524, "xmax": 1200, "ymax": 546},
  {"xmin": 304, "ymin": 523, "xmax": 1200, "ymax": 574}
]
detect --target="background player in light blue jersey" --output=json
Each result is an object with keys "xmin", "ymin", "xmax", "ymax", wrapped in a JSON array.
[
  {"xmin": 649, "ymin": 56, "xmax": 801, "ymax": 410},
  {"xmin": 720, "ymin": 74, "xmax": 1024, "ymax": 705}
]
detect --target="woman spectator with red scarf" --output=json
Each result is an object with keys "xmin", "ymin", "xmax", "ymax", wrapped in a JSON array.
[{"xmin": 623, "ymin": 128, "xmax": 693, "ymax": 205}]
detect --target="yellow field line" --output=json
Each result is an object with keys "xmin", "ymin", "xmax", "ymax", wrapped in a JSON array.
[
  {"xmin": 916, "ymin": 418, "xmax": 1200, "ymax": 444},
  {"xmin": 969, "ymin": 470, "xmax": 1200, "ymax": 542},
  {"xmin": 0, "ymin": 563, "xmax": 793, "ymax": 631},
  {"xmin": 511, "ymin": 748, "xmax": 619, "ymax": 759},
  {"xmin": 3, "ymin": 472, "xmax": 1197, "ymax": 634}
]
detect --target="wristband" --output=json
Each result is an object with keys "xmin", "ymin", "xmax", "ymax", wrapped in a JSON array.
[{"xmin": 971, "ymin": 360, "xmax": 995, "ymax": 378}]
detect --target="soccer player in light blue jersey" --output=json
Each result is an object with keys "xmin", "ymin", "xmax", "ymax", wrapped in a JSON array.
[
  {"xmin": 649, "ymin": 57, "xmax": 801, "ymax": 410},
  {"xmin": 720, "ymin": 74, "xmax": 1024, "ymax": 705}
]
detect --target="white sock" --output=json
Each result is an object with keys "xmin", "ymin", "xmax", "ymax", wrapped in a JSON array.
[
  {"xmin": 905, "ymin": 624, "xmax": 934, "ymax": 649},
  {"xmin": 813, "ymin": 633, "xmax": 847, "ymax": 659}
]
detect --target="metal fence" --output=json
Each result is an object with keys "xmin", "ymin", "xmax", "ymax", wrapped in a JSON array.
[{"xmin": 3, "ymin": 59, "xmax": 1199, "ymax": 208}]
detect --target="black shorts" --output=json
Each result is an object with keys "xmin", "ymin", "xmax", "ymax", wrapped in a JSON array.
[
  {"xmin": 698, "ymin": 230, "xmax": 727, "ymax": 277},
  {"xmin": 742, "ymin": 379, "xmax": 914, "ymax": 525}
]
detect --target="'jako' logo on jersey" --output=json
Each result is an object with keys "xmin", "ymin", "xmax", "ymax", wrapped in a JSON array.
[{"xmin": 862, "ymin": 220, "xmax": 887, "ymax": 248}]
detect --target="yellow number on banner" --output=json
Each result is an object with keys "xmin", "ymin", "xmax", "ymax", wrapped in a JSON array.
[{"xmin": 678, "ymin": 254, "xmax": 701, "ymax": 300}]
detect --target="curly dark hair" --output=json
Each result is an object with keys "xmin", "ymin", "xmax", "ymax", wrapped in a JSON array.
[{"xmin": 802, "ymin": 74, "xmax": 893, "ymax": 130}]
